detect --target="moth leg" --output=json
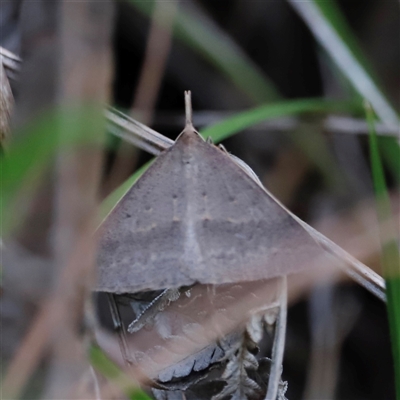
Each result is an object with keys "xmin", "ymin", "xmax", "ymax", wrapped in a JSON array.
[
  {"xmin": 128, "ymin": 287, "xmax": 189, "ymax": 333},
  {"xmin": 107, "ymin": 293, "xmax": 135, "ymax": 366}
]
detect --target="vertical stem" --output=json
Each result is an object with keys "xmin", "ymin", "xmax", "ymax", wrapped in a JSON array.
[
  {"xmin": 0, "ymin": 61, "xmax": 13, "ymax": 149},
  {"xmin": 265, "ymin": 277, "xmax": 287, "ymax": 400},
  {"xmin": 184, "ymin": 90, "xmax": 193, "ymax": 127},
  {"xmin": 366, "ymin": 102, "xmax": 400, "ymax": 400},
  {"xmin": 44, "ymin": 1, "xmax": 114, "ymax": 398}
]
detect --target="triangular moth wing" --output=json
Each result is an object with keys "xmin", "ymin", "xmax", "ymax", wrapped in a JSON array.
[{"xmin": 97, "ymin": 127, "xmax": 324, "ymax": 293}]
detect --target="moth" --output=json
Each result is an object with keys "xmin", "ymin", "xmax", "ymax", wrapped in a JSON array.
[
  {"xmin": 95, "ymin": 92, "xmax": 322, "ymax": 399},
  {"xmin": 96, "ymin": 92, "xmax": 324, "ymax": 294}
]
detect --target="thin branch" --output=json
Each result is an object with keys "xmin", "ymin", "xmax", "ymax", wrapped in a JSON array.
[
  {"xmin": 107, "ymin": 293, "xmax": 134, "ymax": 366},
  {"xmin": 44, "ymin": 0, "xmax": 114, "ymax": 395},
  {"xmin": 130, "ymin": 0, "xmax": 178, "ymax": 124},
  {"xmin": 0, "ymin": 60, "xmax": 13, "ymax": 147},
  {"xmin": 226, "ymin": 139, "xmax": 386, "ymax": 302},
  {"xmin": 104, "ymin": 0, "xmax": 178, "ymax": 195},
  {"xmin": 106, "ymin": 107, "xmax": 173, "ymax": 156},
  {"xmin": 298, "ymin": 217, "xmax": 386, "ymax": 302},
  {"xmin": 265, "ymin": 277, "xmax": 288, "ymax": 400},
  {"xmin": 121, "ymin": 111, "xmax": 399, "ymax": 138},
  {"xmin": 0, "ymin": 46, "xmax": 21, "ymax": 81},
  {"xmin": 325, "ymin": 115, "xmax": 399, "ymax": 137}
]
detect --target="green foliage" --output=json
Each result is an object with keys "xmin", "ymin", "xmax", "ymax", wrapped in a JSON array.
[
  {"xmin": 313, "ymin": 0, "xmax": 381, "ymax": 85},
  {"xmin": 366, "ymin": 103, "xmax": 400, "ymax": 400},
  {"xmin": 100, "ymin": 160, "xmax": 153, "ymax": 221},
  {"xmin": 200, "ymin": 98, "xmax": 359, "ymax": 142},
  {"xmin": 2, "ymin": 1, "xmax": 397, "ymax": 397},
  {"xmin": 89, "ymin": 345, "xmax": 152, "ymax": 400},
  {"xmin": 378, "ymin": 137, "xmax": 400, "ymax": 183},
  {"xmin": 130, "ymin": 0, "xmax": 400, "ymax": 185},
  {"xmin": 201, "ymin": 98, "xmax": 361, "ymax": 191},
  {"xmin": 1, "ymin": 104, "xmax": 105, "ymax": 234},
  {"xmin": 307, "ymin": 0, "xmax": 400, "ymax": 182}
]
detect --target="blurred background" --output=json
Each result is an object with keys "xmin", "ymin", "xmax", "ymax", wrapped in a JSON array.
[{"xmin": 1, "ymin": 0, "xmax": 399, "ymax": 399}]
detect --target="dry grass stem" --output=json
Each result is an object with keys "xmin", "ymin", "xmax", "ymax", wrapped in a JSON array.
[
  {"xmin": 0, "ymin": 60, "xmax": 14, "ymax": 147},
  {"xmin": 103, "ymin": 1, "xmax": 178, "ymax": 197}
]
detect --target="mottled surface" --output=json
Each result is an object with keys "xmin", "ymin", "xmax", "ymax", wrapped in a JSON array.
[
  {"xmin": 97, "ymin": 127, "xmax": 325, "ymax": 293},
  {"xmin": 100, "ymin": 279, "xmax": 280, "ymax": 381}
]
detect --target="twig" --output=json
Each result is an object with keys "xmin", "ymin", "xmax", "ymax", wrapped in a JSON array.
[
  {"xmin": 130, "ymin": 0, "xmax": 178, "ymax": 124},
  {"xmin": 107, "ymin": 293, "xmax": 134, "ymax": 365},
  {"xmin": 115, "ymin": 111, "xmax": 399, "ymax": 138},
  {"xmin": 325, "ymin": 115, "xmax": 399, "ymax": 138},
  {"xmin": 106, "ymin": 107, "xmax": 173, "ymax": 156},
  {"xmin": 43, "ymin": 0, "xmax": 114, "ymax": 396},
  {"xmin": 0, "ymin": 46, "xmax": 21, "ymax": 81},
  {"xmin": 298, "ymin": 218, "xmax": 386, "ymax": 302},
  {"xmin": 104, "ymin": 0, "xmax": 178, "ymax": 195},
  {"xmin": 265, "ymin": 277, "xmax": 288, "ymax": 400},
  {"xmin": 263, "ymin": 187, "xmax": 386, "ymax": 302},
  {"xmin": 225, "ymin": 136, "xmax": 386, "ymax": 302},
  {"xmin": 0, "ymin": 60, "xmax": 13, "ymax": 147}
]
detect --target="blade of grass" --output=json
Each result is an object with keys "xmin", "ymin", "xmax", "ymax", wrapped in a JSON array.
[
  {"xmin": 314, "ymin": 0, "xmax": 384, "ymax": 87},
  {"xmin": 378, "ymin": 137, "xmax": 400, "ymax": 183},
  {"xmin": 129, "ymin": 0, "xmax": 279, "ymax": 103},
  {"xmin": 288, "ymin": 0, "xmax": 400, "ymax": 183},
  {"xmin": 314, "ymin": 0, "xmax": 400, "ymax": 184},
  {"xmin": 366, "ymin": 102, "xmax": 400, "ymax": 400},
  {"xmin": 89, "ymin": 345, "xmax": 152, "ymax": 400},
  {"xmin": 1, "ymin": 104, "xmax": 104, "ymax": 235},
  {"xmin": 201, "ymin": 98, "xmax": 362, "ymax": 190},
  {"xmin": 288, "ymin": 0, "xmax": 399, "ymax": 130},
  {"xmin": 99, "ymin": 160, "xmax": 153, "ymax": 221},
  {"xmin": 200, "ymin": 98, "xmax": 360, "ymax": 142}
]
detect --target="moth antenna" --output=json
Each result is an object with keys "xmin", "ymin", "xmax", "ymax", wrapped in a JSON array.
[{"xmin": 184, "ymin": 90, "xmax": 193, "ymax": 128}]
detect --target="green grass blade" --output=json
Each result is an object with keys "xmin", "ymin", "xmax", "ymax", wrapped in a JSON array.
[
  {"xmin": 202, "ymin": 98, "xmax": 363, "ymax": 190},
  {"xmin": 200, "ymin": 98, "xmax": 358, "ymax": 142},
  {"xmin": 288, "ymin": 0, "xmax": 399, "ymax": 131},
  {"xmin": 378, "ymin": 137, "xmax": 400, "ymax": 183},
  {"xmin": 99, "ymin": 160, "xmax": 153, "ymax": 221},
  {"xmin": 366, "ymin": 102, "xmax": 400, "ymax": 400},
  {"xmin": 1, "ymin": 104, "xmax": 105, "ymax": 235},
  {"xmin": 289, "ymin": 0, "xmax": 400, "ymax": 183},
  {"xmin": 313, "ymin": 0, "xmax": 382, "ymax": 85},
  {"xmin": 129, "ymin": 0, "xmax": 279, "ymax": 103},
  {"xmin": 89, "ymin": 345, "xmax": 152, "ymax": 400}
]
